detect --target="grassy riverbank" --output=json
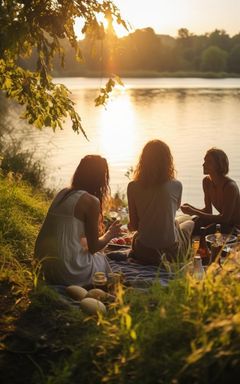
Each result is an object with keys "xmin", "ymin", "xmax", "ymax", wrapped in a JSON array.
[{"xmin": 1, "ymin": 173, "xmax": 240, "ymax": 384}]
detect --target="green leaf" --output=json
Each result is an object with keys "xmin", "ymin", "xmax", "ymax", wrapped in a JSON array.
[{"xmin": 4, "ymin": 78, "xmax": 13, "ymax": 89}]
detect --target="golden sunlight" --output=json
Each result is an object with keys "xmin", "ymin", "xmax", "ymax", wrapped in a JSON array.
[
  {"xmin": 112, "ymin": 23, "xmax": 129, "ymax": 38},
  {"xmin": 74, "ymin": 0, "xmax": 240, "ymax": 41},
  {"xmin": 113, "ymin": 0, "xmax": 190, "ymax": 37},
  {"xmin": 98, "ymin": 90, "xmax": 137, "ymax": 165},
  {"xmin": 74, "ymin": 16, "xmax": 129, "ymax": 39}
]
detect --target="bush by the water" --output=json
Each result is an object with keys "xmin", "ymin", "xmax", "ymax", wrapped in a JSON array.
[{"xmin": 0, "ymin": 174, "xmax": 240, "ymax": 384}]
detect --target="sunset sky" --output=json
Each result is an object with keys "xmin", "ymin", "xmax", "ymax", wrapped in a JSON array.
[{"xmin": 113, "ymin": 0, "xmax": 240, "ymax": 37}]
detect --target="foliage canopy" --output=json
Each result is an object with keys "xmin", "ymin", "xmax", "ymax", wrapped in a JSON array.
[
  {"xmin": 201, "ymin": 45, "xmax": 228, "ymax": 72},
  {"xmin": 0, "ymin": 0, "xmax": 127, "ymax": 136}
]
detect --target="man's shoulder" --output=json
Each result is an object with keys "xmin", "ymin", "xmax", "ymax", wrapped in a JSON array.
[
  {"xmin": 203, "ymin": 176, "xmax": 211, "ymax": 187},
  {"xmin": 224, "ymin": 177, "xmax": 239, "ymax": 192}
]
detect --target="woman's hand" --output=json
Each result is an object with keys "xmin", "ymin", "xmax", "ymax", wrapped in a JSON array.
[{"xmin": 107, "ymin": 219, "xmax": 122, "ymax": 239}]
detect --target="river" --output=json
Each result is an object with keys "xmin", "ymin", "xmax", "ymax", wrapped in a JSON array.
[{"xmin": 12, "ymin": 77, "xmax": 240, "ymax": 207}]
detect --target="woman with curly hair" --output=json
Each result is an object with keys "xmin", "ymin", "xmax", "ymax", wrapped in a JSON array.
[
  {"xmin": 127, "ymin": 140, "xmax": 194, "ymax": 265},
  {"xmin": 181, "ymin": 148, "xmax": 240, "ymax": 235},
  {"xmin": 35, "ymin": 155, "xmax": 121, "ymax": 286}
]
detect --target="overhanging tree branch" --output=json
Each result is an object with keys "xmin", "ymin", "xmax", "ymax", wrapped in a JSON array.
[{"xmin": 0, "ymin": 0, "xmax": 128, "ymax": 135}]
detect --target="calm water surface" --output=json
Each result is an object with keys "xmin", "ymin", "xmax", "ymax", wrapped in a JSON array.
[{"xmin": 14, "ymin": 77, "xmax": 240, "ymax": 207}]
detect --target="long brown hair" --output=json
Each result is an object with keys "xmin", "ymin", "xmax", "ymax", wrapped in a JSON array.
[
  {"xmin": 134, "ymin": 140, "xmax": 175, "ymax": 187},
  {"xmin": 71, "ymin": 155, "xmax": 110, "ymax": 214}
]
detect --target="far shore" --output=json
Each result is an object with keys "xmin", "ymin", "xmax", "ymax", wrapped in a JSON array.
[{"xmin": 52, "ymin": 70, "xmax": 240, "ymax": 79}]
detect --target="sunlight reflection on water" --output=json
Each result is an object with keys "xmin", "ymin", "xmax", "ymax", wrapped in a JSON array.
[{"xmin": 11, "ymin": 78, "xmax": 240, "ymax": 207}]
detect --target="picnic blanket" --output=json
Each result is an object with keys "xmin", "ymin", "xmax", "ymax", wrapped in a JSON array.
[
  {"xmin": 47, "ymin": 250, "xmax": 175, "ymax": 300},
  {"xmin": 106, "ymin": 251, "xmax": 175, "ymax": 288},
  {"xmin": 108, "ymin": 259, "xmax": 174, "ymax": 288},
  {"xmin": 48, "ymin": 257, "xmax": 174, "ymax": 300}
]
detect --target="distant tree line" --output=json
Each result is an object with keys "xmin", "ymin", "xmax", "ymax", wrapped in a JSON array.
[{"xmin": 20, "ymin": 27, "xmax": 240, "ymax": 76}]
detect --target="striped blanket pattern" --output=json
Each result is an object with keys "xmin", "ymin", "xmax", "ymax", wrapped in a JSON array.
[{"xmin": 108, "ymin": 257, "xmax": 174, "ymax": 288}]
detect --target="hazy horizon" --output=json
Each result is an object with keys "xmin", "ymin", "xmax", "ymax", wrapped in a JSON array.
[
  {"xmin": 113, "ymin": 0, "xmax": 240, "ymax": 38},
  {"xmin": 74, "ymin": 0, "xmax": 240, "ymax": 40}
]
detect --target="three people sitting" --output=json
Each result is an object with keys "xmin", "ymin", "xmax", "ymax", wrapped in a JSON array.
[{"xmin": 35, "ymin": 142, "xmax": 240, "ymax": 284}]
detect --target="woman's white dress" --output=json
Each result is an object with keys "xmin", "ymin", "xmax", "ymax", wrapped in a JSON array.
[{"xmin": 34, "ymin": 188, "xmax": 111, "ymax": 286}]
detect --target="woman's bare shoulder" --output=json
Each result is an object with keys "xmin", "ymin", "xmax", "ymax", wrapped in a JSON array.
[
  {"xmin": 79, "ymin": 192, "xmax": 99, "ymax": 206},
  {"xmin": 74, "ymin": 192, "xmax": 99, "ymax": 215},
  {"xmin": 74, "ymin": 192, "xmax": 99, "ymax": 219}
]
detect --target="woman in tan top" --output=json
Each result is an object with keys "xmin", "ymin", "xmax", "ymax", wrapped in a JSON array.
[
  {"xmin": 181, "ymin": 148, "xmax": 240, "ymax": 235},
  {"xmin": 127, "ymin": 140, "xmax": 194, "ymax": 265}
]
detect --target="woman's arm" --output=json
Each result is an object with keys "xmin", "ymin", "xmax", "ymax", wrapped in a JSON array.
[
  {"xmin": 127, "ymin": 182, "xmax": 139, "ymax": 231},
  {"xmin": 75, "ymin": 193, "xmax": 121, "ymax": 254}
]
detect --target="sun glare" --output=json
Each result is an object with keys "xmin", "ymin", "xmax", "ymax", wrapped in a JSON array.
[
  {"xmin": 99, "ymin": 91, "xmax": 137, "ymax": 166},
  {"xmin": 112, "ymin": 21, "xmax": 130, "ymax": 38},
  {"xmin": 74, "ymin": 16, "xmax": 129, "ymax": 40}
]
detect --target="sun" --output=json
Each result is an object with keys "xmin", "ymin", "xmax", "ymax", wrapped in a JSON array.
[
  {"xmin": 111, "ymin": 20, "xmax": 130, "ymax": 38},
  {"xmin": 74, "ymin": 15, "xmax": 130, "ymax": 40}
]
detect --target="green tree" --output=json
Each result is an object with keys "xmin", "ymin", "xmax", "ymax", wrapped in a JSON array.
[
  {"xmin": 231, "ymin": 33, "xmax": 240, "ymax": 48},
  {"xmin": 129, "ymin": 28, "xmax": 160, "ymax": 70},
  {"xmin": 208, "ymin": 29, "xmax": 231, "ymax": 51},
  {"xmin": 114, "ymin": 28, "xmax": 163, "ymax": 71},
  {"xmin": 0, "ymin": 0, "xmax": 127, "ymax": 136},
  {"xmin": 200, "ymin": 45, "xmax": 228, "ymax": 72},
  {"xmin": 228, "ymin": 45, "xmax": 240, "ymax": 73},
  {"xmin": 178, "ymin": 28, "xmax": 191, "ymax": 40}
]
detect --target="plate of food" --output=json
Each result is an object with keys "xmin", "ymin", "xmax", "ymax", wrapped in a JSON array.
[{"xmin": 108, "ymin": 236, "xmax": 132, "ymax": 249}]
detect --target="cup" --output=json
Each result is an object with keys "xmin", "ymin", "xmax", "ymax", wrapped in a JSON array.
[{"xmin": 92, "ymin": 272, "xmax": 108, "ymax": 291}]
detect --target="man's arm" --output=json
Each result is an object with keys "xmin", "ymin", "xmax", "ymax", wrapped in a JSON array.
[{"xmin": 181, "ymin": 177, "xmax": 212, "ymax": 215}]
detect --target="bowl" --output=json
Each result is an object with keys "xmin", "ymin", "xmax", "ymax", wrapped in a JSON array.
[
  {"xmin": 205, "ymin": 234, "xmax": 237, "ymax": 260},
  {"xmin": 205, "ymin": 233, "xmax": 237, "ymax": 245}
]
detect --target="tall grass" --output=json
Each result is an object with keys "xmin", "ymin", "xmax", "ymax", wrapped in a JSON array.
[
  {"xmin": 0, "ymin": 95, "xmax": 50, "ymax": 191},
  {"xmin": 24, "ymin": 264, "xmax": 239, "ymax": 384},
  {"xmin": 0, "ymin": 173, "xmax": 48, "ymax": 298},
  {"xmin": 0, "ymin": 174, "xmax": 240, "ymax": 384}
]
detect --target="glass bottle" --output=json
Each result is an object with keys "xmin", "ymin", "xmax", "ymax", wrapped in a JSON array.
[
  {"xmin": 197, "ymin": 227, "xmax": 211, "ymax": 266},
  {"xmin": 185, "ymin": 240, "xmax": 199, "ymax": 276},
  {"xmin": 107, "ymin": 272, "xmax": 122, "ymax": 294},
  {"xmin": 192, "ymin": 239, "xmax": 200, "ymax": 257},
  {"xmin": 193, "ymin": 255, "xmax": 205, "ymax": 280},
  {"xmin": 211, "ymin": 224, "xmax": 224, "ymax": 264},
  {"xmin": 215, "ymin": 224, "xmax": 223, "ymax": 246}
]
